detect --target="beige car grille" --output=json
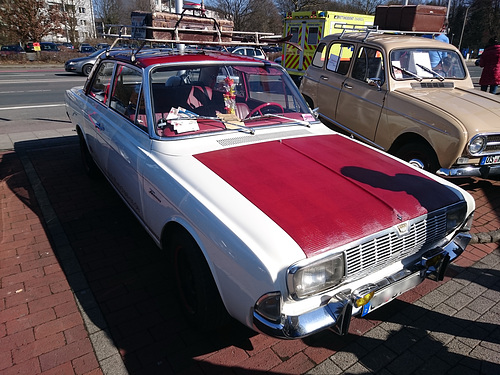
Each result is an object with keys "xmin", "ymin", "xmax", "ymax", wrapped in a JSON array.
[
  {"xmin": 484, "ymin": 135, "xmax": 500, "ymax": 153},
  {"xmin": 344, "ymin": 212, "xmax": 447, "ymax": 277}
]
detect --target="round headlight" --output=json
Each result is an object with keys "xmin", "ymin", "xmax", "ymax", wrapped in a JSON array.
[{"xmin": 468, "ymin": 136, "xmax": 486, "ymax": 154}]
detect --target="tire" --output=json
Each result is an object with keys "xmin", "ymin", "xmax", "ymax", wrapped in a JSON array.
[
  {"xmin": 169, "ymin": 231, "xmax": 229, "ymax": 331},
  {"xmin": 79, "ymin": 133, "xmax": 100, "ymax": 178},
  {"xmin": 82, "ymin": 64, "xmax": 93, "ymax": 76},
  {"xmin": 394, "ymin": 142, "xmax": 439, "ymax": 173}
]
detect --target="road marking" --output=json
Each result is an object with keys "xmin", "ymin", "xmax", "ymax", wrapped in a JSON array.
[{"xmin": 0, "ymin": 103, "xmax": 65, "ymax": 111}]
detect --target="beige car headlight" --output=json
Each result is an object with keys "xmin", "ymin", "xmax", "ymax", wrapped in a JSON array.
[
  {"xmin": 468, "ymin": 135, "xmax": 486, "ymax": 155},
  {"xmin": 288, "ymin": 254, "xmax": 344, "ymax": 299}
]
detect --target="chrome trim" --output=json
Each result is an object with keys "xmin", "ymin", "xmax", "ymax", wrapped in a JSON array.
[
  {"xmin": 468, "ymin": 133, "xmax": 500, "ymax": 157},
  {"xmin": 437, "ymin": 164, "xmax": 500, "ymax": 178},
  {"xmin": 254, "ymin": 233, "xmax": 470, "ymax": 339}
]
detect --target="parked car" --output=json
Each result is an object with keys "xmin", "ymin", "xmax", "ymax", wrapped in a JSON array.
[
  {"xmin": 229, "ymin": 46, "xmax": 266, "ymax": 59},
  {"xmin": 65, "ymin": 46, "xmax": 474, "ymax": 339},
  {"xmin": 40, "ymin": 42, "xmax": 60, "ymax": 52},
  {"xmin": 96, "ymin": 43, "xmax": 110, "ymax": 50},
  {"xmin": 0, "ymin": 44, "xmax": 25, "ymax": 56},
  {"xmin": 25, "ymin": 42, "xmax": 60, "ymax": 52},
  {"xmin": 300, "ymin": 32, "xmax": 500, "ymax": 178},
  {"xmin": 65, "ymin": 48, "xmax": 107, "ymax": 76},
  {"xmin": 80, "ymin": 45, "xmax": 96, "ymax": 53}
]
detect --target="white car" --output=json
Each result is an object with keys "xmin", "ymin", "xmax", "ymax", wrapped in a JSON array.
[
  {"xmin": 229, "ymin": 46, "xmax": 266, "ymax": 59},
  {"xmin": 65, "ymin": 47, "xmax": 474, "ymax": 339}
]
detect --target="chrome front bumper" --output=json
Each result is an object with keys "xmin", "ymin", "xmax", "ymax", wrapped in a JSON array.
[
  {"xmin": 437, "ymin": 164, "xmax": 500, "ymax": 178},
  {"xmin": 253, "ymin": 233, "xmax": 471, "ymax": 339}
]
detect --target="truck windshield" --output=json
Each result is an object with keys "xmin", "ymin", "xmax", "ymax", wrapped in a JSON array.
[
  {"xmin": 390, "ymin": 49, "xmax": 466, "ymax": 80},
  {"xmin": 151, "ymin": 64, "xmax": 311, "ymax": 137}
]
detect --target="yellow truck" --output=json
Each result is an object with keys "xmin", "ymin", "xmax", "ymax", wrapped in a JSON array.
[{"xmin": 282, "ymin": 10, "xmax": 374, "ymax": 85}]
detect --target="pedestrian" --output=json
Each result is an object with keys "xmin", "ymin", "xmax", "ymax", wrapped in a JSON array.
[
  {"xmin": 423, "ymin": 26, "xmax": 450, "ymax": 68},
  {"xmin": 479, "ymin": 36, "xmax": 500, "ymax": 94}
]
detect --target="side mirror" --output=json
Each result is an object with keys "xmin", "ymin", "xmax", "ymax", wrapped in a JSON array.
[{"xmin": 368, "ymin": 78, "xmax": 382, "ymax": 91}]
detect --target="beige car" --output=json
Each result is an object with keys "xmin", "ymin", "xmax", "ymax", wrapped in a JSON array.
[{"xmin": 300, "ymin": 32, "xmax": 500, "ymax": 178}]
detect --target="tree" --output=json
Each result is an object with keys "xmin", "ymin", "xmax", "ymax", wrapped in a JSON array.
[
  {"xmin": 94, "ymin": 0, "xmax": 154, "ymax": 27},
  {"xmin": 0, "ymin": 0, "xmax": 63, "ymax": 44},
  {"xmin": 447, "ymin": 0, "xmax": 500, "ymax": 55},
  {"xmin": 209, "ymin": 0, "xmax": 252, "ymax": 30},
  {"xmin": 60, "ymin": 0, "xmax": 81, "ymax": 45},
  {"xmin": 240, "ymin": 0, "xmax": 282, "ymax": 33}
]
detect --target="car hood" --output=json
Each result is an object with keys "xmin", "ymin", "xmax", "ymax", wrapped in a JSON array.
[
  {"xmin": 395, "ymin": 87, "xmax": 500, "ymax": 134},
  {"xmin": 195, "ymin": 134, "xmax": 462, "ymax": 258}
]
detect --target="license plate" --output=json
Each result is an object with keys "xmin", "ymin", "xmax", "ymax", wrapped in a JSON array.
[
  {"xmin": 361, "ymin": 272, "xmax": 422, "ymax": 317},
  {"xmin": 481, "ymin": 155, "xmax": 500, "ymax": 165}
]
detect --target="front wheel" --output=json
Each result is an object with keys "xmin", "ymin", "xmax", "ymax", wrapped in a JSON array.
[
  {"xmin": 394, "ymin": 142, "xmax": 439, "ymax": 173},
  {"xmin": 169, "ymin": 231, "xmax": 229, "ymax": 331},
  {"xmin": 82, "ymin": 64, "xmax": 93, "ymax": 76}
]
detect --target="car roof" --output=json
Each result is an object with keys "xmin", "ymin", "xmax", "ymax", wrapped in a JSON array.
[
  {"xmin": 322, "ymin": 32, "xmax": 458, "ymax": 51},
  {"xmin": 102, "ymin": 48, "xmax": 271, "ymax": 69}
]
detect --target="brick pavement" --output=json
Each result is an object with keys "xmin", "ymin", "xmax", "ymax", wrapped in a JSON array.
[{"xmin": 1, "ymin": 135, "xmax": 499, "ymax": 374}]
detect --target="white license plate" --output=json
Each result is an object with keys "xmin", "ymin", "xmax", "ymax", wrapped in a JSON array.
[
  {"xmin": 481, "ymin": 155, "xmax": 500, "ymax": 165},
  {"xmin": 361, "ymin": 272, "xmax": 422, "ymax": 317}
]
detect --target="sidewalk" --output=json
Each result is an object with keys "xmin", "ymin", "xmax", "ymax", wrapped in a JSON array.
[{"xmin": 1, "ymin": 133, "xmax": 499, "ymax": 374}]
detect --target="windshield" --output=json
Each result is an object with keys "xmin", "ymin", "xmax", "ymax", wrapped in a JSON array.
[
  {"xmin": 390, "ymin": 48, "xmax": 466, "ymax": 81},
  {"xmin": 150, "ymin": 64, "xmax": 311, "ymax": 137}
]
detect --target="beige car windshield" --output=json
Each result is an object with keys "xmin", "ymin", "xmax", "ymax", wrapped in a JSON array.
[{"xmin": 390, "ymin": 49, "xmax": 466, "ymax": 80}]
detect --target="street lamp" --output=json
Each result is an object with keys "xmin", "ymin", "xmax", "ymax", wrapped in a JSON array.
[{"xmin": 458, "ymin": 6, "xmax": 471, "ymax": 53}]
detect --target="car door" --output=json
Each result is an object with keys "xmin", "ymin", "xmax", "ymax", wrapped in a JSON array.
[
  {"xmin": 313, "ymin": 41, "xmax": 356, "ymax": 124},
  {"xmin": 335, "ymin": 46, "xmax": 387, "ymax": 144},
  {"xmin": 104, "ymin": 63, "xmax": 151, "ymax": 219},
  {"xmin": 84, "ymin": 61, "xmax": 116, "ymax": 174}
]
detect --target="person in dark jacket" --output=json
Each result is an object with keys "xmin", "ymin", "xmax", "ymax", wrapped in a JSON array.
[{"xmin": 479, "ymin": 37, "xmax": 500, "ymax": 94}]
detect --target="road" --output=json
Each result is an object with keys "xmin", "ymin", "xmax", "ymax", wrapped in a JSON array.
[
  {"xmin": 0, "ymin": 67, "xmax": 86, "ymax": 135},
  {"xmin": 0, "ymin": 62, "xmax": 484, "ymax": 141}
]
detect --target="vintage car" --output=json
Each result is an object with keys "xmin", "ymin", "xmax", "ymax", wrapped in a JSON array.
[
  {"xmin": 300, "ymin": 31, "xmax": 500, "ymax": 178},
  {"xmin": 65, "ymin": 48, "xmax": 108, "ymax": 76},
  {"xmin": 65, "ymin": 47, "xmax": 474, "ymax": 339}
]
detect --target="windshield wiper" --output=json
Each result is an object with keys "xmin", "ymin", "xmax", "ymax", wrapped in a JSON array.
[
  {"xmin": 416, "ymin": 63, "xmax": 445, "ymax": 81},
  {"xmin": 244, "ymin": 113, "xmax": 312, "ymax": 127},
  {"xmin": 392, "ymin": 65, "xmax": 422, "ymax": 82}
]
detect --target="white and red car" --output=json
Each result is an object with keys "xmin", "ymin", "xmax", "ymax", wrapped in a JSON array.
[{"xmin": 65, "ymin": 47, "xmax": 474, "ymax": 339}]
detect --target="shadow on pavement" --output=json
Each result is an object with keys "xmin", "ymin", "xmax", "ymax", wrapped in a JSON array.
[
  {"xmin": 6, "ymin": 137, "xmax": 263, "ymax": 374},
  {"xmin": 3, "ymin": 136, "xmax": 500, "ymax": 374}
]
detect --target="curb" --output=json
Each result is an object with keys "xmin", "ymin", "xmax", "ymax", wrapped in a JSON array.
[{"xmin": 470, "ymin": 230, "xmax": 500, "ymax": 244}]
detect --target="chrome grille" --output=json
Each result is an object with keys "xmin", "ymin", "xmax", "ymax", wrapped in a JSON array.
[
  {"xmin": 344, "ymin": 212, "xmax": 447, "ymax": 277},
  {"xmin": 484, "ymin": 135, "xmax": 500, "ymax": 153}
]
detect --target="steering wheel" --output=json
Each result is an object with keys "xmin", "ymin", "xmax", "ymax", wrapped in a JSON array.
[{"xmin": 247, "ymin": 102, "xmax": 284, "ymax": 118}]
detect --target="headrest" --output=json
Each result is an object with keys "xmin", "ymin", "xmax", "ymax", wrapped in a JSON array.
[{"xmin": 166, "ymin": 76, "xmax": 182, "ymax": 87}]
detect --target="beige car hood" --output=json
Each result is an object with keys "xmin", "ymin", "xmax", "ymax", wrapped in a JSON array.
[{"xmin": 395, "ymin": 87, "xmax": 500, "ymax": 135}]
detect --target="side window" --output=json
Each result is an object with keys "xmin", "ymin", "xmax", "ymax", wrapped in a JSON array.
[
  {"xmin": 326, "ymin": 43, "xmax": 355, "ymax": 75},
  {"xmin": 352, "ymin": 47, "xmax": 385, "ymax": 85},
  {"xmin": 311, "ymin": 43, "xmax": 326, "ymax": 68},
  {"xmin": 290, "ymin": 27, "xmax": 299, "ymax": 43},
  {"xmin": 89, "ymin": 62, "xmax": 115, "ymax": 104},
  {"xmin": 109, "ymin": 64, "xmax": 146, "ymax": 131},
  {"xmin": 307, "ymin": 27, "xmax": 319, "ymax": 45}
]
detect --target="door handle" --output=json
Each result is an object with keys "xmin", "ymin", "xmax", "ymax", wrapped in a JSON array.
[
  {"xmin": 94, "ymin": 122, "xmax": 104, "ymax": 131},
  {"xmin": 320, "ymin": 75, "xmax": 329, "ymax": 81},
  {"xmin": 343, "ymin": 83, "xmax": 353, "ymax": 89}
]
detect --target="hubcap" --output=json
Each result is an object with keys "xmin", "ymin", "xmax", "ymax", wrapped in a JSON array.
[{"xmin": 408, "ymin": 158, "xmax": 425, "ymax": 169}]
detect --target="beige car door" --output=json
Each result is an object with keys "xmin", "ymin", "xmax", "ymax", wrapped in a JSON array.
[
  {"xmin": 335, "ymin": 46, "xmax": 387, "ymax": 144},
  {"xmin": 314, "ymin": 42, "xmax": 355, "ymax": 123}
]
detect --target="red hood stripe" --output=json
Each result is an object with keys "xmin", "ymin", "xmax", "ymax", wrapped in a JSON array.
[{"xmin": 195, "ymin": 134, "xmax": 460, "ymax": 257}]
